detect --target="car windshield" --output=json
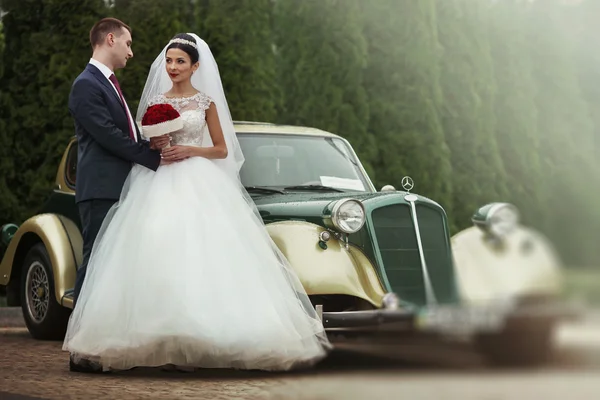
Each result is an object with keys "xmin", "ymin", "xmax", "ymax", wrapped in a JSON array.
[{"xmin": 237, "ymin": 134, "xmax": 372, "ymax": 192}]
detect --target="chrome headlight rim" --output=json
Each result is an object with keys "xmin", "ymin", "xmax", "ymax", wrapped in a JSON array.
[
  {"xmin": 486, "ymin": 202, "xmax": 520, "ymax": 238},
  {"xmin": 331, "ymin": 198, "xmax": 366, "ymax": 234}
]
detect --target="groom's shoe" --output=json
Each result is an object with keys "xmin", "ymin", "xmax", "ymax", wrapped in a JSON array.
[{"xmin": 69, "ymin": 354, "xmax": 107, "ymax": 374}]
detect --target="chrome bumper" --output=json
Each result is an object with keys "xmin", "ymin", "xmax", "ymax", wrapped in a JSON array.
[{"xmin": 321, "ymin": 298, "xmax": 581, "ymax": 335}]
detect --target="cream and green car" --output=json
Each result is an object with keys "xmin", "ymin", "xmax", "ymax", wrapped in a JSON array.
[{"xmin": 0, "ymin": 122, "xmax": 576, "ymax": 365}]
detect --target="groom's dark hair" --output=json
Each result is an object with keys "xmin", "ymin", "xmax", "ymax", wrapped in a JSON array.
[{"xmin": 90, "ymin": 18, "xmax": 132, "ymax": 49}]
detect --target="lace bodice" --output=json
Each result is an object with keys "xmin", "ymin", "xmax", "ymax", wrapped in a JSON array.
[{"xmin": 147, "ymin": 92, "xmax": 214, "ymax": 146}]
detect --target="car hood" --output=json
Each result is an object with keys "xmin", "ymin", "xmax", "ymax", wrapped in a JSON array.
[{"xmin": 251, "ymin": 190, "xmax": 443, "ymax": 221}]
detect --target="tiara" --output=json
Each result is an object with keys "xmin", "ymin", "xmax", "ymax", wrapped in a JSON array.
[{"xmin": 168, "ymin": 38, "xmax": 198, "ymax": 49}]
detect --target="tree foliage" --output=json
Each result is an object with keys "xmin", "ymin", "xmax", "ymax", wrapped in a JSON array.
[
  {"xmin": 0, "ymin": 0, "xmax": 105, "ymax": 220},
  {"xmin": 0, "ymin": 18, "xmax": 12, "ymax": 224},
  {"xmin": 362, "ymin": 0, "xmax": 453, "ymax": 213},
  {"xmin": 436, "ymin": 0, "xmax": 508, "ymax": 230},
  {"xmin": 274, "ymin": 0, "xmax": 376, "ymax": 176},
  {"xmin": 526, "ymin": 0, "xmax": 598, "ymax": 263},
  {"xmin": 195, "ymin": 0, "xmax": 279, "ymax": 122},
  {"xmin": 486, "ymin": 0, "xmax": 545, "ymax": 226}
]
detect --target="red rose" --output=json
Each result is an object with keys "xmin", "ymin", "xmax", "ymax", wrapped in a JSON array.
[{"xmin": 142, "ymin": 103, "xmax": 181, "ymax": 126}]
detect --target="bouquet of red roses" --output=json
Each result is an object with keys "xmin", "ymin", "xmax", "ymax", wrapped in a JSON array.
[{"xmin": 141, "ymin": 103, "xmax": 183, "ymax": 148}]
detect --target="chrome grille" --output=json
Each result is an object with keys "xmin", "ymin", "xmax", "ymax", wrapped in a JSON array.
[{"xmin": 371, "ymin": 202, "xmax": 457, "ymax": 306}]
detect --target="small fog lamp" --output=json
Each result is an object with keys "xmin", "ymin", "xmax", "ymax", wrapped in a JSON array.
[{"xmin": 382, "ymin": 293, "xmax": 400, "ymax": 310}]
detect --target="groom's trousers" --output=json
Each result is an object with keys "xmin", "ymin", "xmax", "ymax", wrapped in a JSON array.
[{"xmin": 73, "ymin": 199, "xmax": 117, "ymax": 308}]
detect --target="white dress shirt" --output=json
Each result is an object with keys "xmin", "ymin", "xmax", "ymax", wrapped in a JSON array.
[{"xmin": 88, "ymin": 58, "xmax": 138, "ymax": 142}]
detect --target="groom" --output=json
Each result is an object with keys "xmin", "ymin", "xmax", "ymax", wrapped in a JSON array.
[{"xmin": 68, "ymin": 17, "xmax": 169, "ymax": 373}]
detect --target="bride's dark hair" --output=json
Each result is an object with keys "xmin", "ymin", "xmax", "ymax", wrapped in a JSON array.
[{"xmin": 166, "ymin": 33, "xmax": 199, "ymax": 64}]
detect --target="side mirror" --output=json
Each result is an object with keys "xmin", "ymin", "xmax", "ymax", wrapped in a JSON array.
[{"xmin": 380, "ymin": 185, "xmax": 396, "ymax": 192}]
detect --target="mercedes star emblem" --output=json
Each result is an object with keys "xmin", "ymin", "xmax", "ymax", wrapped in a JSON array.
[{"xmin": 401, "ymin": 176, "xmax": 414, "ymax": 192}]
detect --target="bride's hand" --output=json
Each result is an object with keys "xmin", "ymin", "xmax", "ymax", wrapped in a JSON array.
[
  {"xmin": 161, "ymin": 145, "xmax": 195, "ymax": 162},
  {"xmin": 150, "ymin": 135, "xmax": 171, "ymax": 150}
]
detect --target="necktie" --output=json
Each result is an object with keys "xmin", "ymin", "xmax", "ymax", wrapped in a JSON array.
[{"xmin": 108, "ymin": 74, "xmax": 136, "ymax": 141}]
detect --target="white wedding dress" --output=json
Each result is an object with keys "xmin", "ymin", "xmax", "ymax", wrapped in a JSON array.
[{"xmin": 62, "ymin": 92, "xmax": 330, "ymax": 371}]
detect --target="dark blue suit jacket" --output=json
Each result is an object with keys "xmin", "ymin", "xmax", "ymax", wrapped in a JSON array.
[{"xmin": 68, "ymin": 64, "xmax": 161, "ymax": 203}]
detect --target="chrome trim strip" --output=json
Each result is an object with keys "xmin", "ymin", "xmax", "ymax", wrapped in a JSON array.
[
  {"xmin": 341, "ymin": 137, "xmax": 377, "ymax": 193},
  {"xmin": 53, "ymin": 189, "xmax": 75, "ymax": 196},
  {"xmin": 331, "ymin": 198, "xmax": 366, "ymax": 234},
  {"xmin": 405, "ymin": 196, "xmax": 437, "ymax": 305}
]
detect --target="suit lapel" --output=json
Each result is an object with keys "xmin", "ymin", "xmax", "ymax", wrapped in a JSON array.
[
  {"xmin": 86, "ymin": 64, "xmax": 140, "ymax": 141},
  {"xmin": 86, "ymin": 64, "xmax": 126, "ymax": 112}
]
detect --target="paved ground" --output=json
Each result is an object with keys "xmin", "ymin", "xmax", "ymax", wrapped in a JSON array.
[{"xmin": 2, "ymin": 312, "xmax": 600, "ymax": 400}]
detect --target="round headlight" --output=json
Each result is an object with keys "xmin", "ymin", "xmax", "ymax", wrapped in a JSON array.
[
  {"xmin": 488, "ymin": 203, "xmax": 519, "ymax": 238},
  {"xmin": 331, "ymin": 199, "xmax": 366, "ymax": 234}
]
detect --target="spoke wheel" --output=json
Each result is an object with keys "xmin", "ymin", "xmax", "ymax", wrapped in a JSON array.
[
  {"xmin": 25, "ymin": 261, "xmax": 50, "ymax": 323},
  {"xmin": 20, "ymin": 243, "xmax": 71, "ymax": 340}
]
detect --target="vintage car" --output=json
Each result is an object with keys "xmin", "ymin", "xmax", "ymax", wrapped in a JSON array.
[{"xmin": 0, "ymin": 122, "xmax": 576, "ymax": 365}]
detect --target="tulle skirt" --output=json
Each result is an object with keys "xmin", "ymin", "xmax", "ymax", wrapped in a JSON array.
[{"xmin": 62, "ymin": 156, "xmax": 330, "ymax": 371}]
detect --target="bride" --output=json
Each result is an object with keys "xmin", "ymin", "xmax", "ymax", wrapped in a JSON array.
[{"xmin": 62, "ymin": 33, "xmax": 331, "ymax": 372}]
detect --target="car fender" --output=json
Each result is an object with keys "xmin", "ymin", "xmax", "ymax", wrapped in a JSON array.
[
  {"xmin": 265, "ymin": 220, "xmax": 386, "ymax": 308},
  {"xmin": 450, "ymin": 225, "xmax": 562, "ymax": 304},
  {"xmin": 0, "ymin": 214, "xmax": 82, "ymax": 305}
]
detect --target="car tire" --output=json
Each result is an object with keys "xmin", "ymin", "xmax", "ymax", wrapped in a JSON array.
[
  {"xmin": 476, "ymin": 318, "xmax": 555, "ymax": 367},
  {"xmin": 20, "ymin": 243, "xmax": 71, "ymax": 340}
]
